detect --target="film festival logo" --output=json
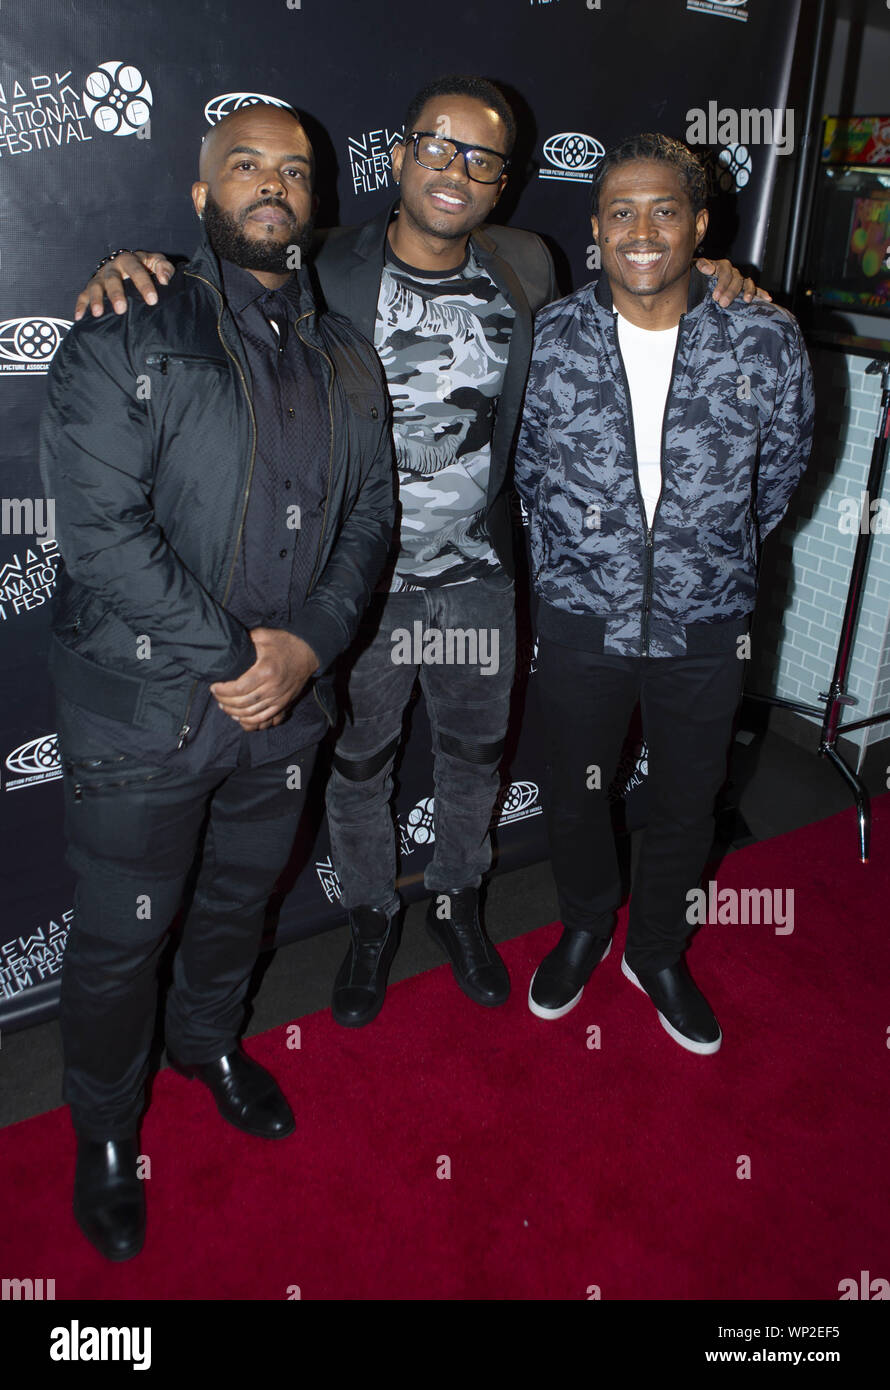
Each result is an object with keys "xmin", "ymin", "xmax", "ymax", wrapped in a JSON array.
[
  {"xmin": 713, "ymin": 143, "xmax": 754, "ymax": 192},
  {"xmin": 82, "ymin": 62, "xmax": 152, "ymax": 137},
  {"xmin": 348, "ymin": 127, "xmax": 404, "ymax": 196},
  {"xmin": 687, "ymin": 0, "xmax": 749, "ymax": 20},
  {"xmin": 0, "ymin": 60, "xmax": 151, "ymax": 158},
  {"xmin": 315, "ymin": 820, "xmax": 416, "ymax": 901},
  {"xmin": 608, "ymin": 740, "xmax": 648, "ymax": 804},
  {"xmin": 3, "ymin": 734, "xmax": 62, "ymax": 792},
  {"xmin": 686, "ymin": 105, "xmax": 796, "ymax": 190},
  {"xmin": 0, "ymin": 910, "xmax": 72, "ymax": 1002},
  {"xmin": 539, "ymin": 131, "xmax": 604, "ymax": 184},
  {"xmin": 0, "ymin": 540, "xmax": 59, "ymax": 622}
]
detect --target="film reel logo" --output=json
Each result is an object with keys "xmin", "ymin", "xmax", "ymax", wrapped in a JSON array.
[
  {"xmin": 82, "ymin": 62, "xmax": 152, "ymax": 136},
  {"xmin": 407, "ymin": 796, "xmax": 436, "ymax": 845},
  {"xmin": 0, "ymin": 316, "xmax": 71, "ymax": 374},
  {"xmin": 492, "ymin": 780, "xmax": 542, "ymax": 826},
  {"xmin": 540, "ymin": 132, "xmax": 604, "ymax": 183},
  {"xmin": 716, "ymin": 143, "xmax": 753, "ymax": 191},
  {"xmin": 4, "ymin": 734, "xmax": 61, "ymax": 790},
  {"xmin": 688, "ymin": 0, "xmax": 748, "ymax": 17},
  {"xmin": 204, "ymin": 93, "xmax": 296, "ymax": 126}
]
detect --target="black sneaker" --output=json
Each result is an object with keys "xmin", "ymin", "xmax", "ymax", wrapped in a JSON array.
[
  {"xmin": 528, "ymin": 928, "xmax": 612, "ymax": 1019},
  {"xmin": 621, "ymin": 955, "xmax": 722, "ymax": 1054}
]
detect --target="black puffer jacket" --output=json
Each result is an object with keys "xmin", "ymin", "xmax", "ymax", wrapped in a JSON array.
[{"xmin": 38, "ymin": 231, "xmax": 395, "ymax": 744}]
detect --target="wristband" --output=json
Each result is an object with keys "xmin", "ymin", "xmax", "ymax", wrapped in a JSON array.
[{"xmin": 92, "ymin": 248, "xmax": 134, "ymax": 279}]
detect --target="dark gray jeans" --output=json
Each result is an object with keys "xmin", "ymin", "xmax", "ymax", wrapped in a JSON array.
[{"xmin": 325, "ymin": 573, "xmax": 516, "ymax": 913}]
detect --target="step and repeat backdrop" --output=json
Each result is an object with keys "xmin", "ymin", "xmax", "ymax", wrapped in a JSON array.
[{"xmin": 0, "ymin": 0, "xmax": 802, "ymax": 1029}]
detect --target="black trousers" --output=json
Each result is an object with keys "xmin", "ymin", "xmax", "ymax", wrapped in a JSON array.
[
  {"xmin": 55, "ymin": 701, "xmax": 318, "ymax": 1141},
  {"xmin": 534, "ymin": 637, "xmax": 746, "ymax": 974}
]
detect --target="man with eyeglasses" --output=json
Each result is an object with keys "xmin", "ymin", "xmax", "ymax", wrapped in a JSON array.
[
  {"xmin": 309, "ymin": 75, "xmax": 547, "ymax": 1022},
  {"xmin": 74, "ymin": 75, "xmax": 762, "ymax": 1030}
]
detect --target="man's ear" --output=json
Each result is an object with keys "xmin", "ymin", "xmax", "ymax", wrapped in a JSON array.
[
  {"xmin": 192, "ymin": 182, "xmax": 208, "ymax": 219},
  {"xmin": 489, "ymin": 173, "xmax": 509, "ymax": 210},
  {"xmin": 591, "ymin": 214, "xmax": 600, "ymax": 244},
  {"xmin": 695, "ymin": 207, "xmax": 709, "ymax": 246},
  {"xmin": 390, "ymin": 141, "xmax": 406, "ymax": 183}
]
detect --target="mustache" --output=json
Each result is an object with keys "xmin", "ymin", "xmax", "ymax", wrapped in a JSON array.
[
  {"xmin": 427, "ymin": 183, "xmax": 471, "ymax": 199},
  {"xmin": 241, "ymin": 197, "xmax": 298, "ymax": 224}
]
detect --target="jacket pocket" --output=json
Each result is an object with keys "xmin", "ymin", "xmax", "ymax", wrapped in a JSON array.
[
  {"xmin": 344, "ymin": 390, "xmax": 383, "ymax": 422},
  {"xmin": 144, "ymin": 352, "xmax": 229, "ymax": 374}
]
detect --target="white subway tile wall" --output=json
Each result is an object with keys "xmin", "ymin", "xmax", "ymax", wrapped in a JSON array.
[{"xmin": 765, "ymin": 354, "xmax": 890, "ymax": 765}]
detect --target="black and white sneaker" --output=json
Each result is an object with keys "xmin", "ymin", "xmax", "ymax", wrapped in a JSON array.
[
  {"xmin": 528, "ymin": 929, "xmax": 612, "ymax": 1019},
  {"xmin": 621, "ymin": 955, "xmax": 722, "ymax": 1054}
]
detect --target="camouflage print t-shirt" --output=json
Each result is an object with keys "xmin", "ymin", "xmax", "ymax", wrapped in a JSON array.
[{"xmin": 374, "ymin": 241, "xmax": 515, "ymax": 590}]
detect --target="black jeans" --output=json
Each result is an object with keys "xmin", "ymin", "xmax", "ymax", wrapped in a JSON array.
[
  {"xmin": 325, "ymin": 574, "xmax": 516, "ymax": 912},
  {"xmin": 534, "ymin": 638, "xmax": 745, "ymax": 974},
  {"xmin": 55, "ymin": 697, "xmax": 318, "ymax": 1141}
]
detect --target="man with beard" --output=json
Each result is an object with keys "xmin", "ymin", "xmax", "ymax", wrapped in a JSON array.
[
  {"xmin": 74, "ymin": 78, "xmax": 761, "ymax": 1031},
  {"xmin": 39, "ymin": 104, "xmax": 395, "ymax": 1260}
]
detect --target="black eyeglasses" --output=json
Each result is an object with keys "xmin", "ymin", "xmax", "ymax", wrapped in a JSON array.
[{"xmin": 406, "ymin": 131, "xmax": 509, "ymax": 184}]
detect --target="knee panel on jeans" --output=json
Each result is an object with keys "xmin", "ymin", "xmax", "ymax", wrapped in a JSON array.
[
  {"xmin": 438, "ymin": 731, "xmax": 506, "ymax": 766},
  {"xmin": 332, "ymin": 734, "xmax": 401, "ymax": 782}
]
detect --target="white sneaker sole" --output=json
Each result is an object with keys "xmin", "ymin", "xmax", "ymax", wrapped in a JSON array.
[
  {"xmin": 528, "ymin": 937, "xmax": 612, "ymax": 1020},
  {"xmin": 621, "ymin": 955, "xmax": 722, "ymax": 1055}
]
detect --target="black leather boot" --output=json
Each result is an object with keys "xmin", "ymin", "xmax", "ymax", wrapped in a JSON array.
[
  {"xmin": 425, "ymin": 887, "xmax": 510, "ymax": 1006},
  {"xmin": 73, "ymin": 1135, "xmax": 146, "ymax": 1262},
  {"xmin": 331, "ymin": 903, "xmax": 402, "ymax": 1027}
]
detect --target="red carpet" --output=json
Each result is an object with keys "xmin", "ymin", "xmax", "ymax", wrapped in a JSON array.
[{"xmin": 1, "ymin": 798, "xmax": 888, "ymax": 1300}]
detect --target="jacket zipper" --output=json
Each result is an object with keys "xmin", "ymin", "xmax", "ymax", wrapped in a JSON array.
[
  {"xmin": 175, "ymin": 271, "xmax": 258, "ymax": 747},
  {"xmin": 613, "ymin": 331, "xmax": 650, "ymax": 656},
  {"xmin": 613, "ymin": 315, "xmax": 683, "ymax": 657},
  {"xmin": 294, "ymin": 310, "xmax": 336, "ymax": 724},
  {"xmin": 646, "ymin": 323, "xmax": 683, "ymax": 654},
  {"xmin": 145, "ymin": 352, "xmax": 228, "ymax": 373}
]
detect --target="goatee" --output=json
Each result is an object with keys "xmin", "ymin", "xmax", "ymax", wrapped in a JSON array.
[{"xmin": 202, "ymin": 191, "xmax": 314, "ymax": 273}]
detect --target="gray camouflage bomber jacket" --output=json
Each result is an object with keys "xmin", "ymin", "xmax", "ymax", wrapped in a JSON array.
[{"xmin": 514, "ymin": 268, "xmax": 815, "ymax": 658}]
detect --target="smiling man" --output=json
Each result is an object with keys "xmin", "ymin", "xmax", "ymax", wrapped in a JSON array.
[
  {"xmin": 72, "ymin": 81, "xmax": 762, "ymax": 1033},
  {"xmin": 39, "ymin": 103, "xmax": 394, "ymax": 1260},
  {"xmin": 515, "ymin": 133, "xmax": 814, "ymax": 1051}
]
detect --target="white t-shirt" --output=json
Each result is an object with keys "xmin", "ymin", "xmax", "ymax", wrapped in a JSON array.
[{"xmin": 615, "ymin": 311, "xmax": 679, "ymax": 528}]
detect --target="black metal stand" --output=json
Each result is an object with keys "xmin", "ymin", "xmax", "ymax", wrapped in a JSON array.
[{"xmin": 748, "ymin": 357, "xmax": 890, "ymax": 862}]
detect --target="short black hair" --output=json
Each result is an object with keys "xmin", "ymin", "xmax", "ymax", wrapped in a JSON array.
[
  {"xmin": 403, "ymin": 75, "xmax": 516, "ymax": 157},
  {"xmin": 591, "ymin": 132, "xmax": 708, "ymax": 217}
]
